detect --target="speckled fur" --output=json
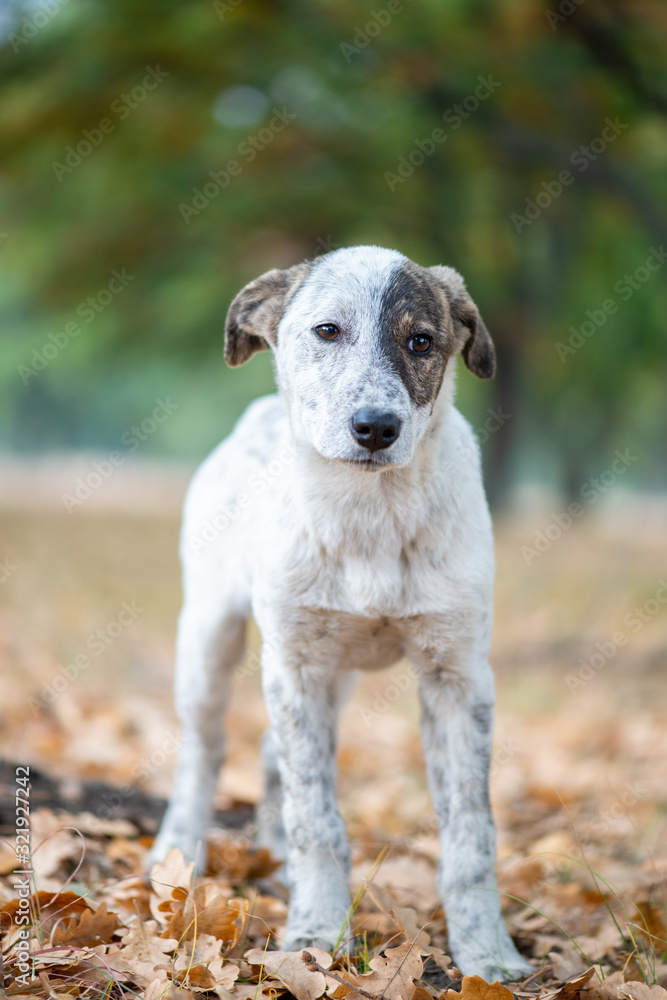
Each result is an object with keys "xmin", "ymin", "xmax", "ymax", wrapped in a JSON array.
[{"xmin": 149, "ymin": 246, "xmax": 530, "ymax": 981}]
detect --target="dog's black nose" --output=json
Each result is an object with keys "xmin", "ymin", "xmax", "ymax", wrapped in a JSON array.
[{"xmin": 349, "ymin": 409, "xmax": 402, "ymax": 451}]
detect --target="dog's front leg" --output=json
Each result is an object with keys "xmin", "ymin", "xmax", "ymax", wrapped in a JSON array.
[
  {"xmin": 261, "ymin": 645, "xmax": 351, "ymax": 952},
  {"xmin": 417, "ymin": 658, "xmax": 531, "ymax": 981}
]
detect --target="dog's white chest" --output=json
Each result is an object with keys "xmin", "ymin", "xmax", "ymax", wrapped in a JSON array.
[{"xmin": 339, "ymin": 548, "xmax": 404, "ymax": 616}]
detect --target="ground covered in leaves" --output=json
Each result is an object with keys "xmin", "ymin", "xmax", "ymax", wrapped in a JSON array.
[{"xmin": 1, "ymin": 482, "xmax": 666, "ymax": 999}]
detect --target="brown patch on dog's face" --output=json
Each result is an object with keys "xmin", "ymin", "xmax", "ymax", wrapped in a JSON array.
[
  {"xmin": 378, "ymin": 261, "xmax": 457, "ymax": 409},
  {"xmin": 224, "ymin": 262, "xmax": 311, "ymax": 367}
]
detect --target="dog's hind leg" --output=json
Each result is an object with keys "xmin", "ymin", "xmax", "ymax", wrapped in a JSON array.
[
  {"xmin": 148, "ymin": 597, "xmax": 247, "ymax": 871},
  {"xmin": 256, "ymin": 728, "xmax": 288, "ymax": 861}
]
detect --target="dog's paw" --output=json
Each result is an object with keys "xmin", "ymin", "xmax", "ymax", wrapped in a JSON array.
[
  {"xmin": 451, "ymin": 933, "xmax": 532, "ymax": 983},
  {"xmin": 281, "ymin": 936, "xmax": 336, "ymax": 955}
]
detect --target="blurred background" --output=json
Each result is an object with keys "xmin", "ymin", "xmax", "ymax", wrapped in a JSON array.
[
  {"xmin": 0, "ymin": 0, "xmax": 665, "ymax": 498},
  {"xmin": 1, "ymin": 0, "xmax": 667, "ymax": 965}
]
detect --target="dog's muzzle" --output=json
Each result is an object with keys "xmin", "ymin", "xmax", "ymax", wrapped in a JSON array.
[{"xmin": 349, "ymin": 409, "xmax": 402, "ymax": 452}]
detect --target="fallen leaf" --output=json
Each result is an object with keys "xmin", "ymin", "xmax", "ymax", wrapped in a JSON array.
[
  {"xmin": 347, "ymin": 939, "xmax": 423, "ymax": 1000},
  {"xmin": 160, "ymin": 882, "xmax": 248, "ymax": 944},
  {"xmin": 619, "ymin": 985, "xmax": 667, "ymax": 1000},
  {"xmin": 144, "ymin": 976, "xmax": 172, "ymax": 1000},
  {"xmin": 175, "ymin": 932, "xmax": 223, "ymax": 967},
  {"xmin": 246, "ymin": 946, "xmax": 332, "ymax": 1000},
  {"xmin": 588, "ymin": 972, "xmax": 625, "ymax": 1000},
  {"xmin": 541, "ymin": 968, "xmax": 596, "ymax": 1000},
  {"xmin": 150, "ymin": 847, "xmax": 196, "ymax": 905},
  {"xmin": 391, "ymin": 905, "xmax": 453, "ymax": 972},
  {"xmin": 50, "ymin": 901, "xmax": 118, "ymax": 947},
  {"xmin": 108, "ymin": 919, "xmax": 179, "ymax": 987},
  {"xmin": 412, "ymin": 989, "xmax": 436, "ymax": 1000},
  {"xmin": 227, "ymin": 984, "xmax": 266, "ymax": 1000},
  {"xmin": 547, "ymin": 948, "xmax": 589, "ymax": 982},
  {"xmin": 444, "ymin": 976, "xmax": 514, "ymax": 1000},
  {"xmin": 31, "ymin": 821, "xmax": 83, "ymax": 880},
  {"xmin": 207, "ymin": 836, "xmax": 281, "ymax": 882}
]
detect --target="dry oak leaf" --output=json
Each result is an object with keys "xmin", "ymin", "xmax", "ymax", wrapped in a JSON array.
[
  {"xmin": 227, "ymin": 984, "xmax": 268, "ymax": 1000},
  {"xmin": 246, "ymin": 946, "xmax": 333, "ymax": 1000},
  {"xmin": 541, "ymin": 969, "xmax": 597, "ymax": 1000},
  {"xmin": 29, "ymin": 810, "xmax": 84, "ymax": 878},
  {"xmin": 109, "ymin": 919, "xmax": 179, "ymax": 986},
  {"xmin": 547, "ymin": 948, "xmax": 589, "ymax": 983},
  {"xmin": 619, "ymin": 985, "xmax": 667, "ymax": 1000},
  {"xmin": 391, "ymin": 906, "xmax": 453, "ymax": 972},
  {"xmin": 144, "ymin": 976, "xmax": 172, "ymax": 1000},
  {"xmin": 50, "ymin": 901, "xmax": 118, "ymax": 948},
  {"xmin": 146, "ymin": 981, "xmax": 195, "ymax": 1000},
  {"xmin": 175, "ymin": 932, "xmax": 224, "ymax": 967},
  {"xmin": 0, "ymin": 889, "xmax": 89, "ymax": 927},
  {"xmin": 207, "ymin": 836, "xmax": 281, "ymax": 882},
  {"xmin": 150, "ymin": 847, "xmax": 196, "ymax": 904},
  {"xmin": 161, "ymin": 882, "xmax": 248, "ymax": 944},
  {"xmin": 444, "ymin": 976, "xmax": 514, "ymax": 1000},
  {"xmin": 342, "ymin": 940, "xmax": 423, "ymax": 1000},
  {"xmin": 174, "ymin": 932, "xmax": 240, "ymax": 992},
  {"xmin": 587, "ymin": 972, "xmax": 625, "ymax": 1000},
  {"xmin": 175, "ymin": 961, "xmax": 240, "ymax": 993},
  {"xmin": 98, "ymin": 872, "xmax": 152, "ymax": 922},
  {"xmin": 412, "ymin": 990, "xmax": 437, "ymax": 1000}
]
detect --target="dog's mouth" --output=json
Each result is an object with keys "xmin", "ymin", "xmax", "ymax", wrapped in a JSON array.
[{"xmin": 338, "ymin": 453, "xmax": 396, "ymax": 471}]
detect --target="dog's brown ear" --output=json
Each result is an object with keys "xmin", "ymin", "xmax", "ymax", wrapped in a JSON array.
[
  {"xmin": 224, "ymin": 263, "xmax": 310, "ymax": 367},
  {"xmin": 428, "ymin": 265, "xmax": 496, "ymax": 379}
]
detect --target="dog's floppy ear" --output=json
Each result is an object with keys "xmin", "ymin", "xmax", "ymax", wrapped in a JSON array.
[
  {"xmin": 224, "ymin": 263, "xmax": 310, "ymax": 367},
  {"xmin": 428, "ymin": 265, "xmax": 496, "ymax": 379}
]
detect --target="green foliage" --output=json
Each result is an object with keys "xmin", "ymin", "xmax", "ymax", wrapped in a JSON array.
[{"xmin": 0, "ymin": 0, "xmax": 665, "ymax": 491}]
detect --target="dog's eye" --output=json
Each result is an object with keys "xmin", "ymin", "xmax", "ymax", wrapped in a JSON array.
[
  {"xmin": 315, "ymin": 323, "xmax": 340, "ymax": 342},
  {"xmin": 407, "ymin": 334, "xmax": 433, "ymax": 354}
]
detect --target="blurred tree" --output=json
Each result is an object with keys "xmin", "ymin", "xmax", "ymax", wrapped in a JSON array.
[{"xmin": 0, "ymin": 0, "xmax": 665, "ymax": 499}]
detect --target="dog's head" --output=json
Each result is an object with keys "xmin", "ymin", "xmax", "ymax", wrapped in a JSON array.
[{"xmin": 224, "ymin": 246, "xmax": 495, "ymax": 470}]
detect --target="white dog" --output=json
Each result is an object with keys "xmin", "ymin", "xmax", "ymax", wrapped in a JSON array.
[{"xmin": 150, "ymin": 246, "xmax": 531, "ymax": 981}]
